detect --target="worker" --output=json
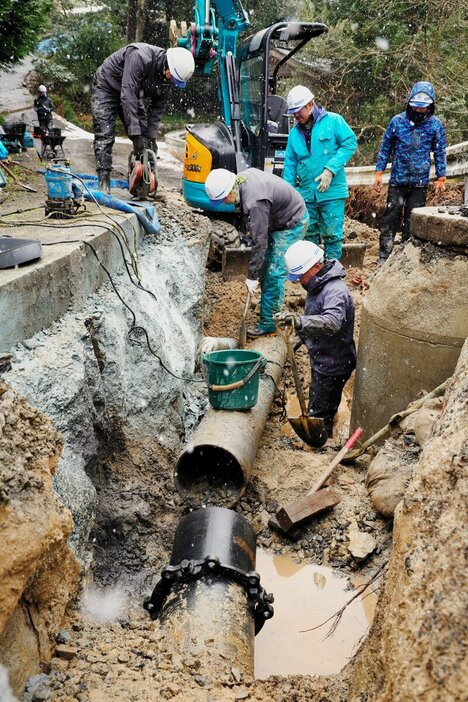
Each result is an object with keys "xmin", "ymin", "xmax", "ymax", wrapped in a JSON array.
[
  {"xmin": 92, "ymin": 44, "xmax": 195, "ymax": 193},
  {"xmin": 34, "ymin": 85, "xmax": 53, "ymax": 133},
  {"xmin": 274, "ymin": 240, "xmax": 356, "ymax": 440},
  {"xmin": 283, "ymin": 85, "xmax": 357, "ymax": 261},
  {"xmin": 205, "ymin": 167, "xmax": 309, "ymax": 337},
  {"xmin": 372, "ymin": 81, "xmax": 447, "ymax": 264}
]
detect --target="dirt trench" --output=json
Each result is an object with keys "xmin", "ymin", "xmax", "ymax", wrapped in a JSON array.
[
  {"xmin": 9, "ymin": 210, "xmax": 393, "ymax": 702},
  {"xmin": 1, "ymin": 157, "xmax": 466, "ymax": 701}
]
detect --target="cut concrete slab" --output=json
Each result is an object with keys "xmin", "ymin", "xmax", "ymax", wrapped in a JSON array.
[
  {"xmin": 411, "ymin": 205, "xmax": 468, "ymax": 249},
  {"xmin": 0, "ymin": 206, "xmax": 144, "ymax": 351}
]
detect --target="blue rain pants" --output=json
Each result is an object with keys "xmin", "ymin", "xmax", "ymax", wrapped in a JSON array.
[
  {"xmin": 258, "ymin": 212, "xmax": 309, "ymax": 333},
  {"xmin": 305, "ymin": 198, "xmax": 346, "ymax": 260}
]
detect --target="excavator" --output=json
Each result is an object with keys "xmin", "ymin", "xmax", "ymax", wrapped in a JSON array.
[
  {"xmin": 170, "ymin": 4, "xmax": 328, "ymax": 274},
  {"xmin": 171, "ymin": 3, "xmax": 328, "ymax": 216}
]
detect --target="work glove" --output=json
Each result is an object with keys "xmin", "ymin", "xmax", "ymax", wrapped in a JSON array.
[
  {"xmin": 245, "ymin": 278, "xmax": 259, "ymax": 294},
  {"xmin": 144, "ymin": 137, "xmax": 158, "ymax": 154},
  {"xmin": 372, "ymin": 171, "xmax": 383, "ymax": 193},
  {"xmin": 435, "ymin": 176, "xmax": 446, "ymax": 195},
  {"xmin": 131, "ymin": 135, "xmax": 145, "ymax": 155},
  {"xmin": 314, "ymin": 168, "xmax": 333, "ymax": 192},
  {"xmin": 273, "ymin": 311, "xmax": 302, "ymax": 330}
]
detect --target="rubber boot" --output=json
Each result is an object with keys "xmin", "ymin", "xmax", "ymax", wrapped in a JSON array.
[{"xmin": 98, "ymin": 170, "xmax": 111, "ymax": 194}]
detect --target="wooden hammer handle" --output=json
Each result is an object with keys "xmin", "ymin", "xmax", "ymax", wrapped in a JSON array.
[{"xmin": 307, "ymin": 427, "xmax": 363, "ymax": 495}]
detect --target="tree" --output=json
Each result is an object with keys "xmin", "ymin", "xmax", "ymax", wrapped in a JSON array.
[
  {"xmin": 299, "ymin": 0, "xmax": 468, "ymax": 157},
  {"xmin": 0, "ymin": 0, "xmax": 53, "ymax": 68}
]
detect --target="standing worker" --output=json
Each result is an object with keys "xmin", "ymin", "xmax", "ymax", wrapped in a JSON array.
[
  {"xmin": 283, "ymin": 85, "xmax": 357, "ymax": 261},
  {"xmin": 373, "ymin": 81, "xmax": 447, "ymax": 264},
  {"xmin": 92, "ymin": 44, "xmax": 195, "ymax": 193},
  {"xmin": 34, "ymin": 85, "xmax": 53, "ymax": 133},
  {"xmin": 274, "ymin": 240, "xmax": 356, "ymax": 441},
  {"xmin": 205, "ymin": 167, "xmax": 309, "ymax": 337}
]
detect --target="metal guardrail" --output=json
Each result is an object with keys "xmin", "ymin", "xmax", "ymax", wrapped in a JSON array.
[{"xmin": 165, "ymin": 131, "xmax": 468, "ymax": 185}]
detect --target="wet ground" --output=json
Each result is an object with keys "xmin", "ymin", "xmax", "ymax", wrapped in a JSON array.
[{"xmin": 2, "ymin": 60, "xmax": 466, "ymax": 702}]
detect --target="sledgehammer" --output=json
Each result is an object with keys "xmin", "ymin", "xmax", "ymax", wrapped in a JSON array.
[{"xmin": 272, "ymin": 427, "xmax": 363, "ymax": 534}]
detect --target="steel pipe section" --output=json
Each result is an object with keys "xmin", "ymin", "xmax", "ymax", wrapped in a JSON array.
[
  {"xmin": 145, "ymin": 507, "xmax": 273, "ymax": 677},
  {"xmin": 175, "ymin": 335, "xmax": 287, "ymax": 506}
]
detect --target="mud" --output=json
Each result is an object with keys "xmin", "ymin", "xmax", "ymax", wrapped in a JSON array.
[
  {"xmin": 347, "ymin": 181, "xmax": 465, "ymax": 229},
  {"xmin": 1, "ymin": 150, "xmax": 466, "ymax": 701}
]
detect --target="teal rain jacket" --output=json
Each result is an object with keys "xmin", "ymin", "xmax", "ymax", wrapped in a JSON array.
[{"xmin": 283, "ymin": 105, "xmax": 357, "ymax": 202}]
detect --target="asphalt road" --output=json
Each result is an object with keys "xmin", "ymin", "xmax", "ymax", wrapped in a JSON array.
[{"xmin": 0, "ymin": 58, "xmax": 183, "ymax": 190}]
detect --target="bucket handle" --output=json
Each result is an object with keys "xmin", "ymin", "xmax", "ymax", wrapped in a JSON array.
[{"xmin": 204, "ymin": 356, "xmax": 265, "ymax": 392}]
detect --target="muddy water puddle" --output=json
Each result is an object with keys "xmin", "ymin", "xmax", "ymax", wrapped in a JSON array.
[{"xmin": 255, "ymin": 550, "xmax": 377, "ymax": 679}]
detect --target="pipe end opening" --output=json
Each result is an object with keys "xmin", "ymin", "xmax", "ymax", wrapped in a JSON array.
[{"xmin": 175, "ymin": 445, "xmax": 245, "ymax": 508}]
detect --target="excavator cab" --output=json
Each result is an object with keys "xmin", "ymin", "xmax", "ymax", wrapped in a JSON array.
[{"xmin": 182, "ymin": 21, "xmax": 328, "ymax": 212}]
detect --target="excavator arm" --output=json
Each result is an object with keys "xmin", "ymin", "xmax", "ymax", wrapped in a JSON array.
[{"xmin": 170, "ymin": 0, "xmax": 250, "ymax": 128}]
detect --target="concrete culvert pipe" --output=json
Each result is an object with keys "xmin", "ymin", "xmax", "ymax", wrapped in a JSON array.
[
  {"xmin": 175, "ymin": 336, "xmax": 287, "ymax": 507},
  {"xmin": 144, "ymin": 507, "xmax": 274, "ymax": 677}
]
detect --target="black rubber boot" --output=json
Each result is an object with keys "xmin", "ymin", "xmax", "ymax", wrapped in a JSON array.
[
  {"xmin": 247, "ymin": 326, "xmax": 277, "ymax": 338},
  {"xmin": 98, "ymin": 170, "xmax": 111, "ymax": 194}
]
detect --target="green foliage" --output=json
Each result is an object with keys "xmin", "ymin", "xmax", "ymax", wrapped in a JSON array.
[
  {"xmin": 33, "ymin": 58, "xmax": 77, "ymax": 92},
  {"xmin": 298, "ymin": 0, "xmax": 468, "ymax": 160},
  {"xmin": 35, "ymin": 13, "xmax": 124, "ymax": 111},
  {"xmin": 0, "ymin": 0, "xmax": 53, "ymax": 67}
]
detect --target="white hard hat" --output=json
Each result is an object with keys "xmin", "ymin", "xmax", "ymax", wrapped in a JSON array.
[
  {"xmin": 285, "ymin": 240, "xmax": 324, "ymax": 281},
  {"xmin": 205, "ymin": 168, "xmax": 237, "ymax": 201},
  {"xmin": 286, "ymin": 85, "xmax": 315, "ymax": 114},
  {"xmin": 38, "ymin": 85, "xmax": 47, "ymax": 94},
  {"xmin": 166, "ymin": 47, "xmax": 195, "ymax": 88}
]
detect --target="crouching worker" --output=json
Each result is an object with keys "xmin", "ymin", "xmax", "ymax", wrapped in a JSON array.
[
  {"xmin": 274, "ymin": 241, "xmax": 356, "ymax": 439},
  {"xmin": 205, "ymin": 168, "xmax": 309, "ymax": 337}
]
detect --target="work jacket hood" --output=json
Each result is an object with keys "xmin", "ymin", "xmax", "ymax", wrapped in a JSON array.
[
  {"xmin": 407, "ymin": 81, "xmax": 436, "ymax": 117},
  {"xmin": 408, "ymin": 81, "xmax": 436, "ymax": 104},
  {"xmin": 303, "ymin": 260, "xmax": 346, "ymax": 295}
]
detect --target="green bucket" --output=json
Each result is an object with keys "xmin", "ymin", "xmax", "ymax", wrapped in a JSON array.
[{"xmin": 202, "ymin": 349, "xmax": 267, "ymax": 411}]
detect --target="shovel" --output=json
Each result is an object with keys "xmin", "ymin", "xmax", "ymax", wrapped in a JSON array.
[
  {"xmin": 238, "ymin": 290, "xmax": 251, "ymax": 349},
  {"xmin": 283, "ymin": 330, "xmax": 327, "ymax": 448},
  {"xmin": 273, "ymin": 426, "xmax": 364, "ymax": 533}
]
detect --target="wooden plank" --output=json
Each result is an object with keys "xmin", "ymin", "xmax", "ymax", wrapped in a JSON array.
[{"xmin": 275, "ymin": 488, "xmax": 341, "ymax": 531}]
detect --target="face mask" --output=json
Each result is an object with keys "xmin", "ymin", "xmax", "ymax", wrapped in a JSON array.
[{"xmin": 406, "ymin": 106, "xmax": 429, "ymax": 125}]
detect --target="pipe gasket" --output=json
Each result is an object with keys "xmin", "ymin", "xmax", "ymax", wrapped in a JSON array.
[{"xmin": 144, "ymin": 553, "xmax": 274, "ymax": 634}]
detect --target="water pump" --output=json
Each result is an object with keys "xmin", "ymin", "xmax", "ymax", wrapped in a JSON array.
[{"xmin": 44, "ymin": 160, "xmax": 84, "ymax": 218}]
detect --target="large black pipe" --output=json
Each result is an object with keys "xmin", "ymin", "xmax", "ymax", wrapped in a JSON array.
[{"xmin": 145, "ymin": 507, "xmax": 273, "ymax": 677}]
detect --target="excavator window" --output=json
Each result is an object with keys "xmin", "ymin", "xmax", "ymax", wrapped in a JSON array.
[{"xmin": 239, "ymin": 54, "xmax": 265, "ymax": 137}]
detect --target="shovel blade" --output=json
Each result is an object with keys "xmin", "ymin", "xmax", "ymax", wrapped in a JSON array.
[{"xmin": 288, "ymin": 415, "xmax": 327, "ymax": 447}]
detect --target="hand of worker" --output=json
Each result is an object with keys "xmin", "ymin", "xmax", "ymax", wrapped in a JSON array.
[
  {"xmin": 435, "ymin": 176, "xmax": 446, "ymax": 195},
  {"xmin": 314, "ymin": 168, "xmax": 333, "ymax": 192},
  {"xmin": 131, "ymin": 135, "xmax": 145, "ymax": 155},
  {"xmin": 145, "ymin": 137, "xmax": 158, "ymax": 154},
  {"xmin": 372, "ymin": 171, "xmax": 383, "ymax": 193},
  {"xmin": 273, "ymin": 311, "xmax": 302, "ymax": 330},
  {"xmin": 245, "ymin": 278, "xmax": 259, "ymax": 294}
]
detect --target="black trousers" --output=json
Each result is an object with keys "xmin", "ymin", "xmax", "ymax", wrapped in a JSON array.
[
  {"xmin": 308, "ymin": 369, "xmax": 352, "ymax": 437},
  {"xmin": 38, "ymin": 118, "xmax": 51, "ymax": 132},
  {"xmin": 379, "ymin": 185, "xmax": 427, "ymax": 260},
  {"xmin": 91, "ymin": 82, "xmax": 148, "ymax": 172}
]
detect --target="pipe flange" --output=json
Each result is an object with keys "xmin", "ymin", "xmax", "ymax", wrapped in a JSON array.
[{"xmin": 144, "ymin": 554, "xmax": 274, "ymax": 634}]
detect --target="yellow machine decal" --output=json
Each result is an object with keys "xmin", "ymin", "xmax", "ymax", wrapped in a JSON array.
[{"xmin": 183, "ymin": 133, "xmax": 212, "ymax": 183}]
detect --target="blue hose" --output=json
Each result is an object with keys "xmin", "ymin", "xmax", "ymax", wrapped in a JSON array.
[
  {"xmin": 73, "ymin": 173, "xmax": 129, "ymax": 190},
  {"xmin": 37, "ymin": 168, "xmax": 160, "ymax": 236},
  {"xmin": 84, "ymin": 189, "xmax": 160, "ymax": 236}
]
